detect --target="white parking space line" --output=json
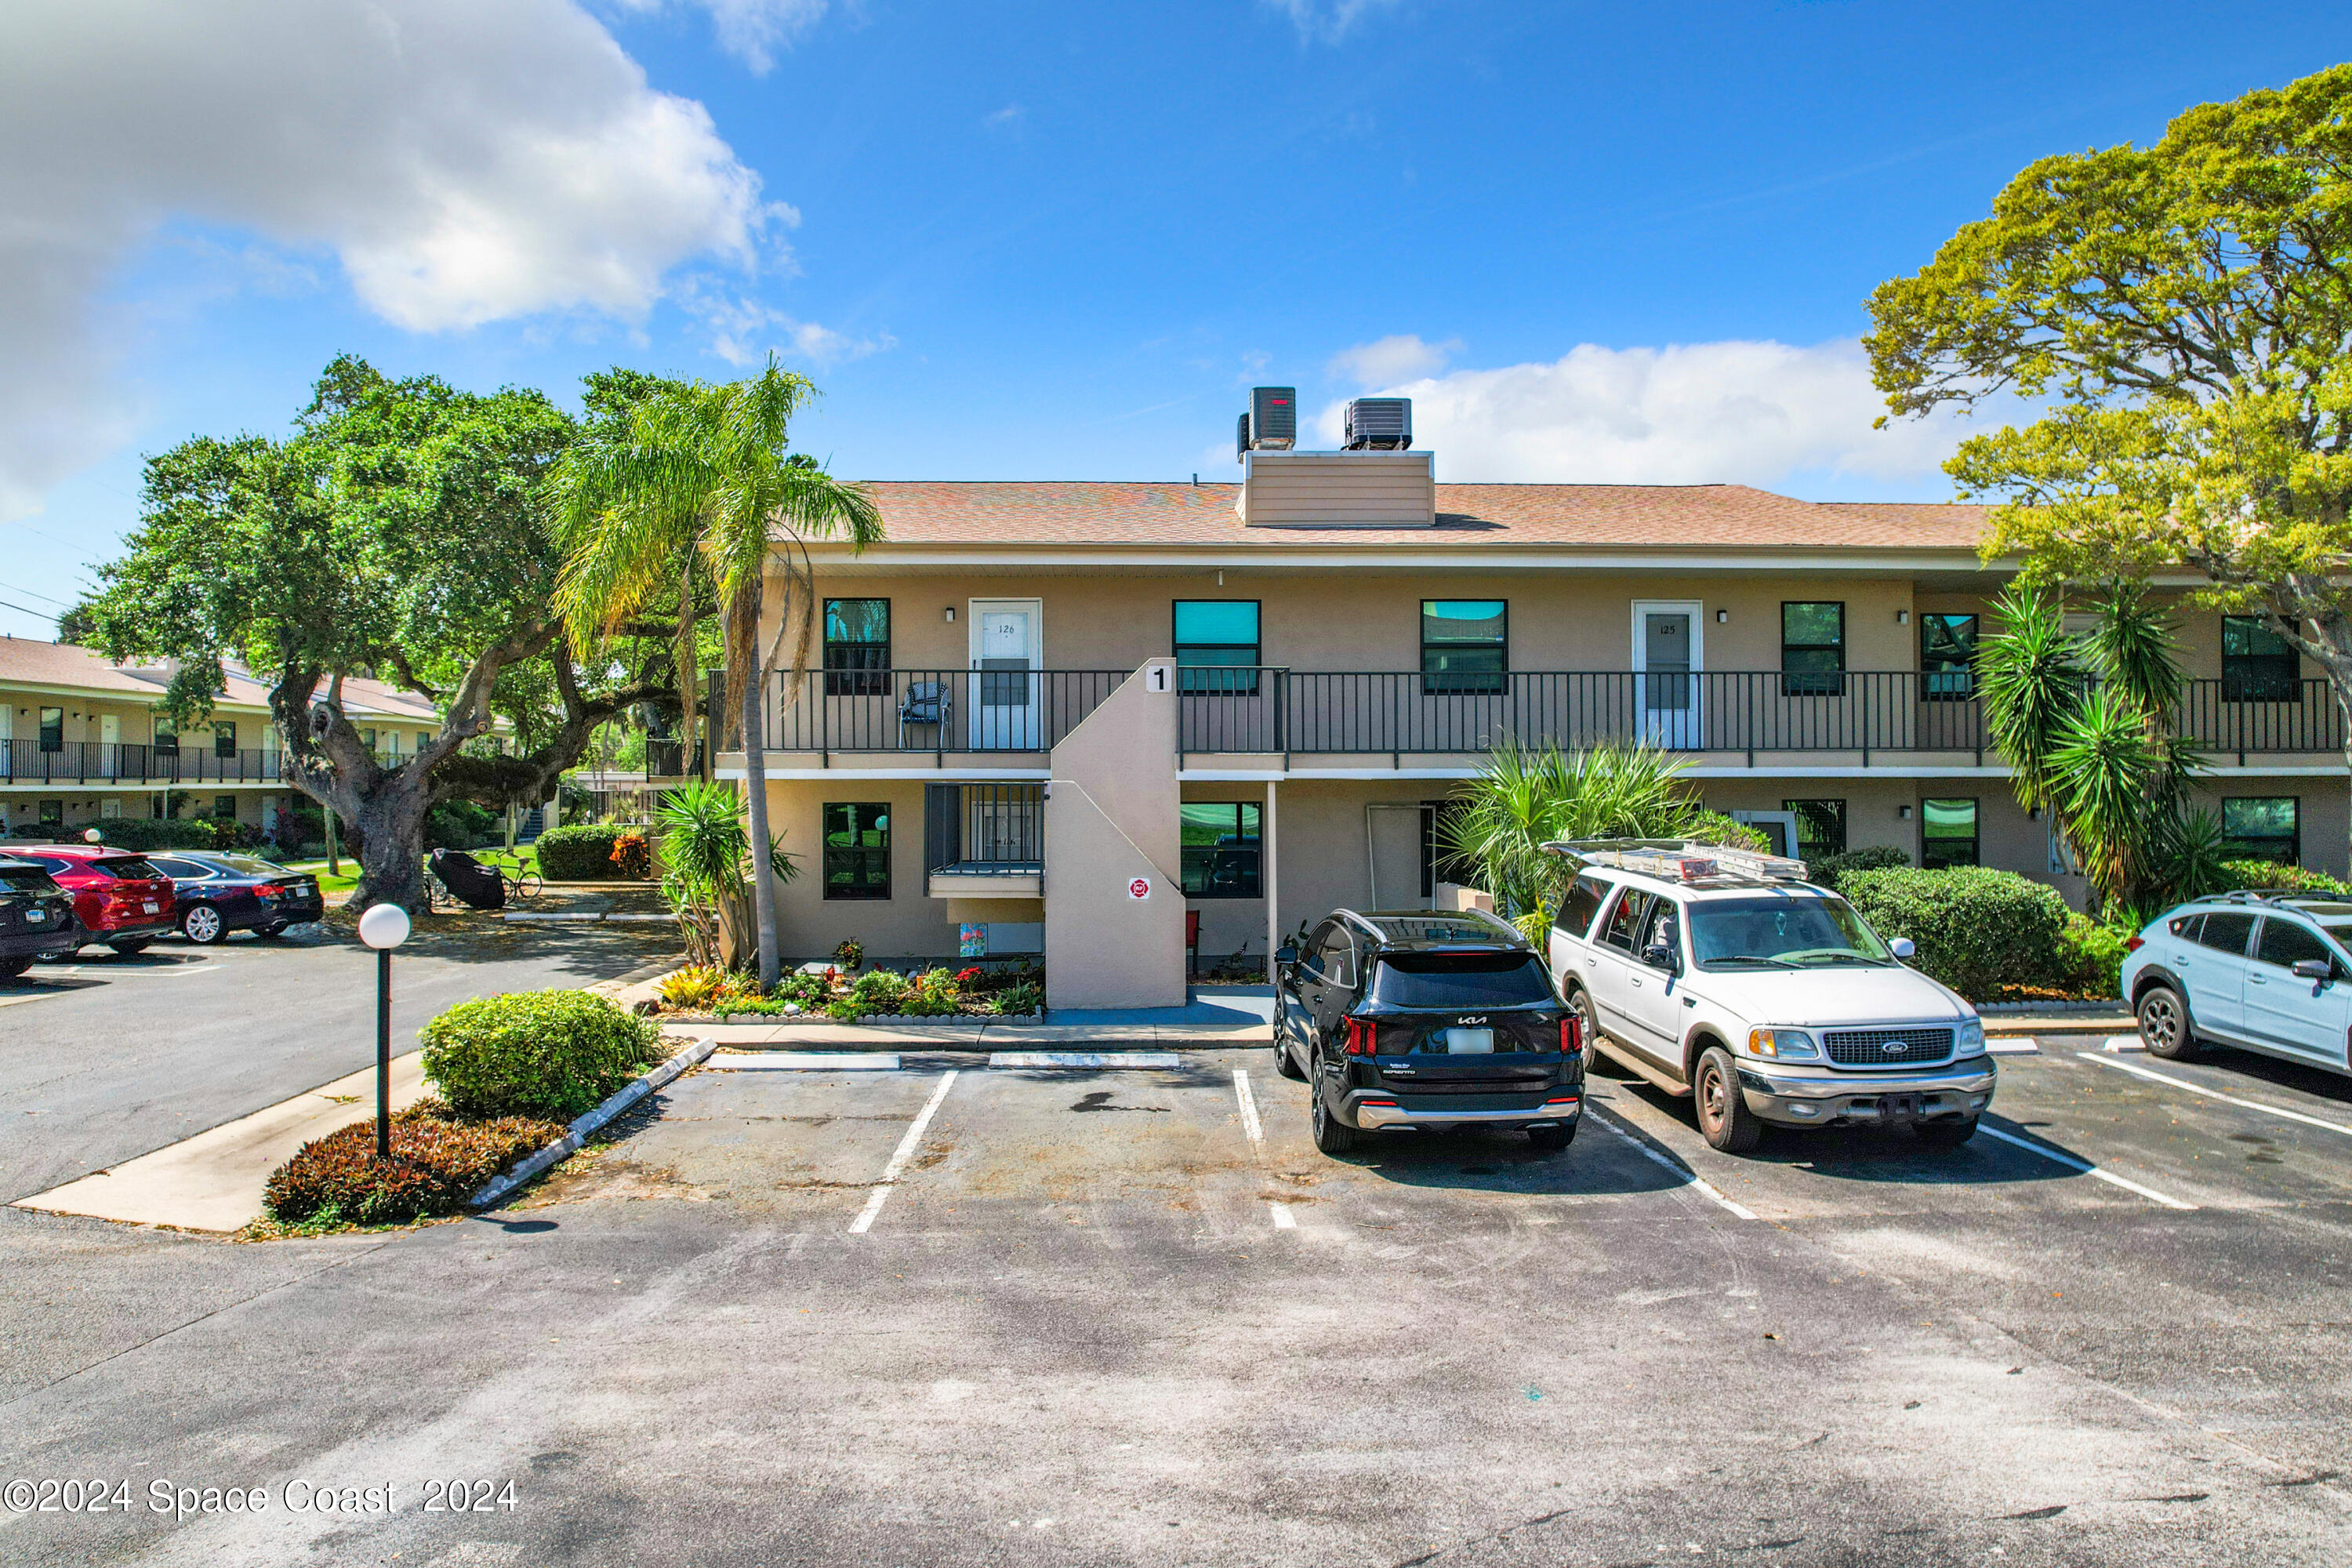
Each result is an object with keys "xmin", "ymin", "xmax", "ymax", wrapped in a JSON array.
[
  {"xmin": 1268, "ymin": 1202, "xmax": 1296, "ymax": 1229},
  {"xmin": 1987, "ymin": 1038, "xmax": 2041, "ymax": 1055},
  {"xmin": 990, "ymin": 1051, "xmax": 1181, "ymax": 1069},
  {"xmin": 2100, "ymin": 1034, "xmax": 2147, "ymax": 1054},
  {"xmin": 710, "ymin": 1052, "xmax": 902, "ymax": 1072},
  {"xmin": 847, "ymin": 1070, "xmax": 960, "ymax": 1235},
  {"xmin": 1976, "ymin": 1124, "xmax": 2198, "ymax": 1210},
  {"xmin": 1588, "ymin": 1109, "xmax": 1758, "ymax": 1221},
  {"xmin": 0, "ymin": 990, "xmax": 71, "ymax": 1010},
  {"xmin": 2079, "ymin": 1051, "xmax": 2352, "ymax": 1138},
  {"xmin": 1231, "ymin": 1069, "xmax": 1264, "ymax": 1145}
]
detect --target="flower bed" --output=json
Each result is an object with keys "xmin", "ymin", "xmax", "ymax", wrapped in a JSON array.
[
  {"xmin": 262, "ymin": 1098, "xmax": 568, "ymax": 1229},
  {"xmin": 655, "ymin": 963, "xmax": 1044, "ymax": 1022}
]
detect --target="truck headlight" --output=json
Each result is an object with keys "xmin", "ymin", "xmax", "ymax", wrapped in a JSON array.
[
  {"xmin": 1747, "ymin": 1028, "xmax": 1820, "ymax": 1060},
  {"xmin": 1958, "ymin": 1019, "xmax": 1984, "ymax": 1052}
]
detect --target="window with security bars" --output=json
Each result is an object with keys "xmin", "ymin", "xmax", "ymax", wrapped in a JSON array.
[
  {"xmin": 823, "ymin": 803, "xmax": 891, "ymax": 899},
  {"xmin": 1422, "ymin": 601, "xmax": 1507, "ymax": 694},
  {"xmin": 1919, "ymin": 612, "xmax": 1977, "ymax": 700},
  {"xmin": 1783, "ymin": 799, "xmax": 1846, "ymax": 858},
  {"xmin": 824, "ymin": 599, "xmax": 891, "ymax": 697},
  {"xmin": 1920, "ymin": 798, "xmax": 1978, "ymax": 869},
  {"xmin": 2221, "ymin": 797, "xmax": 2298, "ymax": 866},
  {"xmin": 2221, "ymin": 616, "xmax": 2299, "ymax": 703},
  {"xmin": 1172, "ymin": 601, "xmax": 1261, "ymax": 694},
  {"xmin": 1781, "ymin": 602, "xmax": 1845, "ymax": 696}
]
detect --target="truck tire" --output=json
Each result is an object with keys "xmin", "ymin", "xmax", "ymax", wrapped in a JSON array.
[
  {"xmin": 1693, "ymin": 1046, "xmax": 1763, "ymax": 1154},
  {"xmin": 1914, "ymin": 1116, "xmax": 1979, "ymax": 1149},
  {"xmin": 1310, "ymin": 1084, "xmax": 1359, "ymax": 1155},
  {"xmin": 2135, "ymin": 982, "xmax": 2198, "ymax": 1061},
  {"xmin": 0, "ymin": 955, "xmax": 31, "ymax": 980}
]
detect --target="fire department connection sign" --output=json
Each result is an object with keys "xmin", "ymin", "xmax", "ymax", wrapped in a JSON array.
[{"xmin": 1127, "ymin": 877, "xmax": 1152, "ymax": 900}]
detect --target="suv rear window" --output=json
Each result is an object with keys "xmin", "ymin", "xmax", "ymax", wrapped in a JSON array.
[
  {"xmin": 0, "ymin": 865, "xmax": 60, "ymax": 895},
  {"xmin": 93, "ymin": 856, "xmax": 162, "ymax": 880},
  {"xmin": 1370, "ymin": 953, "xmax": 1555, "ymax": 1009}
]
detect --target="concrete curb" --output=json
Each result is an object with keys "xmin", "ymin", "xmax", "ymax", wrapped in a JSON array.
[{"xmin": 468, "ymin": 1033, "xmax": 717, "ymax": 1210}]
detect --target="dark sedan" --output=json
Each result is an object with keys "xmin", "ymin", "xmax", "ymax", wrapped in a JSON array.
[{"xmin": 145, "ymin": 852, "xmax": 325, "ymax": 944}]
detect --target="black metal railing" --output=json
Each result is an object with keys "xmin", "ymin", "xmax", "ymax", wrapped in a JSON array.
[
  {"xmin": 749, "ymin": 668, "xmax": 2347, "ymax": 759},
  {"xmin": 766, "ymin": 669, "xmax": 1131, "ymax": 753},
  {"xmin": 0, "ymin": 739, "xmax": 290, "ymax": 783},
  {"xmin": 924, "ymin": 782, "xmax": 1044, "ymax": 873}
]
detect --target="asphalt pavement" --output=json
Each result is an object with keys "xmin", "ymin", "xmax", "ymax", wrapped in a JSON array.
[{"xmin": 6, "ymin": 1024, "xmax": 2352, "ymax": 1566}]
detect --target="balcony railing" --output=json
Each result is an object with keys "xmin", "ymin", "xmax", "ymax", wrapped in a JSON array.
[
  {"xmin": 924, "ymin": 783, "xmax": 1044, "ymax": 877},
  {"xmin": 760, "ymin": 668, "xmax": 2350, "ymax": 761},
  {"xmin": 0, "ymin": 739, "xmax": 289, "ymax": 784}
]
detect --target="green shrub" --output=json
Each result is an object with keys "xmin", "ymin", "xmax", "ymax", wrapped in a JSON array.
[
  {"xmin": 849, "ymin": 968, "xmax": 909, "ymax": 1012},
  {"xmin": 426, "ymin": 800, "xmax": 500, "ymax": 851},
  {"xmin": 2214, "ymin": 858, "xmax": 2349, "ymax": 897},
  {"xmin": 263, "ymin": 1100, "xmax": 566, "ymax": 1225},
  {"xmin": 1838, "ymin": 866, "xmax": 2071, "ymax": 1000},
  {"xmin": 995, "ymin": 981, "xmax": 1044, "ymax": 1016},
  {"xmin": 1809, "ymin": 844, "xmax": 1911, "ymax": 891},
  {"xmin": 777, "ymin": 970, "xmax": 833, "ymax": 1007},
  {"xmin": 1687, "ymin": 812, "xmax": 1769, "ymax": 853},
  {"xmin": 2057, "ymin": 914, "xmax": 2132, "ymax": 1000},
  {"xmin": 419, "ymin": 989, "xmax": 664, "ymax": 1120},
  {"xmin": 534, "ymin": 823, "xmax": 627, "ymax": 880},
  {"xmin": 86, "ymin": 818, "xmax": 220, "ymax": 852}
]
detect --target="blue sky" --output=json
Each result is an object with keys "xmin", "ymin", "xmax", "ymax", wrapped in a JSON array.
[{"xmin": 2, "ymin": 0, "xmax": 2348, "ymax": 638}]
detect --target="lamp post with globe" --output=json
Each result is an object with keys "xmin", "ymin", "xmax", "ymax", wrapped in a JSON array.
[{"xmin": 357, "ymin": 904, "xmax": 412, "ymax": 1158}]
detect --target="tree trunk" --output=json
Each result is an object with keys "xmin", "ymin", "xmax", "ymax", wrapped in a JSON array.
[
  {"xmin": 677, "ymin": 561, "xmax": 699, "ymax": 777},
  {"xmin": 347, "ymin": 773, "xmax": 433, "ymax": 913},
  {"xmin": 735, "ymin": 580, "xmax": 782, "ymax": 992}
]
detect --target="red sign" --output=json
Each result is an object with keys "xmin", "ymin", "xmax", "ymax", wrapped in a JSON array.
[{"xmin": 1127, "ymin": 878, "xmax": 1150, "ymax": 900}]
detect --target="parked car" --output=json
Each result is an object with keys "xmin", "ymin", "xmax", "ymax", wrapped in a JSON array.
[
  {"xmin": 9, "ymin": 846, "xmax": 178, "ymax": 956},
  {"xmin": 1275, "ymin": 908, "xmax": 1583, "ymax": 1156},
  {"xmin": 144, "ymin": 851, "xmax": 325, "ymax": 943},
  {"xmin": 1544, "ymin": 840, "xmax": 1995, "ymax": 1153},
  {"xmin": 2122, "ymin": 891, "xmax": 2352, "ymax": 1075},
  {"xmin": 0, "ymin": 856, "xmax": 81, "ymax": 979}
]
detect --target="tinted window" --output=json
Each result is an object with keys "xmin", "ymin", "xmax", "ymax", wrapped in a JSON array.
[
  {"xmin": 1370, "ymin": 953, "xmax": 1555, "ymax": 1009},
  {"xmin": 2195, "ymin": 912, "xmax": 2257, "ymax": 956},
  {"xmin": 1317, "ymin": 928, "xmax": 1356, "ymax": 989},
  {"xmin": 23, "ymin": 855, "xmax": 68, "ymax": 874},
  {"xmin": 147, "ymin": 857, "xmax": 205, "ymax": 879},
  {"xmin": 0, "ymin": 866, "xmax": 60, "ymax": 895},
  {"xmin": 93, "ymin": 856, "xmax": 162, "ymax": 880},
  {"xmin": 1556, "ymin": 874, "xmax": 1610, "ymax": 939},
  {"xmin": 213, "ymin": 855, "xmax": 283, "ymax": 877},
  {"xmin": 2256, "ymin": 918, "xmax": 2334, "ymax": 971},
  {"xmin": 2167, "ymin": 913, "xmax": 2204, "ymax": 940},
  {"xmin": 1599, "ymin": 889, "xmax": 1652, "ymax": 953}
]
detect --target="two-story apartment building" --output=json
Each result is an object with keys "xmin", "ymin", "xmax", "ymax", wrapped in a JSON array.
[
  {"xmin": 0, "ymin": 637, "xmax": 448, "ymax": 840},
  {"xmin": 717, "ymin": 431, "xmax": 2347, "ymax": 1011}
]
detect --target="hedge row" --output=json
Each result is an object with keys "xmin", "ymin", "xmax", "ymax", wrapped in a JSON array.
[
  {"xmin": 534, "ymin": 822, "xmax": 638, "ymax": 880},
  {"xmin": 419, "ymin": 988, "xmax": 664, "ymax": 1120},
  {"xmin": 1839, "ymin": 866, "xmax": 2074, "ymax": 1001}
]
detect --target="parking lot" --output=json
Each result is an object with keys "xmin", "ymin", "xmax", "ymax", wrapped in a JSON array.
[{"xmin": 8, "ymin": 1018, "xmax": 2352, "ymax": 1566}]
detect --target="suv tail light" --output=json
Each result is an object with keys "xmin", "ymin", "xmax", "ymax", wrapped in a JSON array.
[
  {"xmin": 2123, "ymin": 936, "xmax": 2145, "ymax": 953},
  {"xmin": 1342, "ymin": 1018, "xmax": 1377, "ymax": 1057},
  {"xmin": 1560, "ymin": 1015, "xmax": 1582, "ymax": 1055}
]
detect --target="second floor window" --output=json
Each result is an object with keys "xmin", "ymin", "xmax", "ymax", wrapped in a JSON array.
[
  {"xmin": 38, "ymin": 706, "xmax": 63, "ymax": 752},
  {"xmin": 1919, "ymin": 612, "xmax": 1977, "ymax": 700},
  {"xmin": 1782, "ymin": 602, "xmax": 1846, "ymax": 696},
  {"xmin": 153, "ymin": 717, "xmax": 177, "ymax": 755},
  {"xmin": 824, "ymin": 599, "xmax": 891, "ymax": 696},
  {"xmin": 1172, "ymin": 601, "xmax": 1261, "ymax": 693},
  {"xmin": 214, "ymin": 721, "xmax": 237, "ymax": 758},
  {"xmin": 2222, "ymin": 615, "xmax": 2299, "ymax": 703},
  {"xmin": 1422, "ymin": 600, "xmax": 1507, "ymax": 694}
]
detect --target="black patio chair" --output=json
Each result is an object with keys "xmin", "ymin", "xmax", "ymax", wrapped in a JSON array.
[{"xmin": 898, "ymin": 680, "xmax": 953, "ymax": 746}]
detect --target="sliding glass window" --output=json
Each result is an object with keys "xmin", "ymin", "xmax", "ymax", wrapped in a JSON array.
[
  {"xmin": 1421, "ymin": 601, "xmax": 1507, "ymax": 694},
  {"xmin": 1172, "ymin": 601, "xmax": 1261, "ymax": 693}
]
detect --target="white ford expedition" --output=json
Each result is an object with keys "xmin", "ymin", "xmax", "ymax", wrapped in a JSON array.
[{"xmin": 1541, "ymin": 840, "xmax": 1995, "ymax": 1153}]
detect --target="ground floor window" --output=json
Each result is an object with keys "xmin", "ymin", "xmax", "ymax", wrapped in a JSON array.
[
  {"xmin": 2222, "ymin": 797, "xmax": 2299, "ymax": 866},
  {"xmin": 39, "ymin": 799, "xmax": 63, "ymax": 825},
  {"xmin": 214, "ymin": 795, "xmax": 237, "ymax": 822},
  {"xmin": 1784, "ymin": 799, "xmax": 1847, "ymax": 858},
  {"xmin": 1181, "ymin": 802, "xmax": 1261, "ymax": 898},
  {"xmin": 822, "ymin": 803, "xmax": 891, "ymax": 899},
  {"xmin": 1920, "ymin": 798, "xmax": 1978, "ymax": 869}
]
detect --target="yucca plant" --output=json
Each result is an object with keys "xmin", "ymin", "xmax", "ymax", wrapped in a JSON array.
[{"xmin": 652, "ymin": 780, "xmax": 797, "ymax": 974}]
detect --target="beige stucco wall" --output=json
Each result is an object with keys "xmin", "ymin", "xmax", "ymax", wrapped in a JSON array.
[{"xmin": 1044, "ymin": 659, "xmax": 1184, "ymax": 1009}]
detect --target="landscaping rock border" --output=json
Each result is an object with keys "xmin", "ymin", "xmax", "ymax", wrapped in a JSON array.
[
  {"xmin": 659, "ymin": 1009, "xmax": 1039, "ymax": 1025},
  {"xmin": 467, "ymin": 1032, "xmax": 717, "ymax": 1210},
  {"xmin": 1978, "ymin": 998, "xmax": 2125, "ymax": 1014}
]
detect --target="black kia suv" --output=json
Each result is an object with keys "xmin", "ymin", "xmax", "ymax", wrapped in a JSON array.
[
  {"xmin": 1275, "ymin": 909, "xmax": 1584, "ymax": 1156},
  {"xmin": 0, "ymin": 855, "xmax": 80, "ymax": 980}
]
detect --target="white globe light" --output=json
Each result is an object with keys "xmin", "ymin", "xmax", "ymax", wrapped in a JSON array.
[
  {"xmin": 358, "ymin": 903, "xmax": 412, "ymax": 950},
  {"xmin": 83, "ymin": 828, "xmax": 103, "ymax": 843}
]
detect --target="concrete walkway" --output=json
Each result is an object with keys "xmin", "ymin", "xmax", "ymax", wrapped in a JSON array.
[
  {"xmin": 696, "ymin": 985, "xmax": 1275, "ymax": 1050},
  {"xmin": 11, "ymin": 1051, "xmax": 432, "ymax": 1232}
]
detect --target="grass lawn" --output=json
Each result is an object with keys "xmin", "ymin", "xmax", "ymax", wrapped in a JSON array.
[{"xmin": 282, "ymin": 843, "xmax": 541, "ymax": 898}]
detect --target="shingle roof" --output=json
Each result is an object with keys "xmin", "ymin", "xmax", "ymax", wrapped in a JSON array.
[
  {"xmin": 821, "ymin": 481, "xmax": 1992, "ymax": 551},
  {"xmin": 0, "ymin": 638, "xmax": 442, "ymax": 721}
]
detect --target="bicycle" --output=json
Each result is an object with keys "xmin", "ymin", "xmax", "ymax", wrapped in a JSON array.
[{"xmin": 477, "ymin": 848, "xmax": 543, "ymax": 900}]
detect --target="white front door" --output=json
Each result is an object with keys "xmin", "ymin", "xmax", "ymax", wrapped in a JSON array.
[
  {"xmin": 970, "ymin": 600, "xmax": 1041, "ymax": 749},
  {"xmin": 1632, "ymin": 601, "xmax": 1703, "ymax": 749},
  {"xmin": 100, "ymin": 713, "xmax": 118, "ymax": 777}
]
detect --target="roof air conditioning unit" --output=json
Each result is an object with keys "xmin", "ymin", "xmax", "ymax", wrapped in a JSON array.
[
  {"xmin": 1343, "ymin": 397, "xmax": 1411, "ymax": 450},
  {"xmin": 1237, "ymin": 387, "xmax": 1297, "ymax": 460}
]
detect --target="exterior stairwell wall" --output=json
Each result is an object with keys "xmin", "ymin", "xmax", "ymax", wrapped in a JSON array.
[{"xmin": 1044, "ymin": 659, "xmax": 1185, "ymax": 1011}]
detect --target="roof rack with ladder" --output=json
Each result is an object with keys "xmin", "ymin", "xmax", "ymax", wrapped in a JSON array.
[{"xmin": 1541, "ymin": 838, "xmax": 1813, "ymax": 885}]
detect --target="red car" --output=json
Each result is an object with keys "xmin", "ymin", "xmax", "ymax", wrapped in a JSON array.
[{"xmin": 13, "ymin": 847, "xmax": 179, "ymax": 956}]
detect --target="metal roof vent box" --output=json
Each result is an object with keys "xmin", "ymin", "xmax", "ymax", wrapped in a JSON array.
[{"xmin": 1343, "ymin": 397, "xmax": 1411, "ymax": 450}]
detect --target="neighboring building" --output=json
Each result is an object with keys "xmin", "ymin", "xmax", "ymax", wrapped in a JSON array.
[
  {"xmin": 712, "ymin": 419, "xmax": 2346, "ymax": 1008},
  {"xmin": 0, "ymin": 638, "xmax": 451, "ymax": 840}
]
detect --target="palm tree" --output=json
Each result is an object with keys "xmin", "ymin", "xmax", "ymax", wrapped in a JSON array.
[
  {"xmin": 550, "ymin": 359, "xmax": 882, "ymax": 989},
  {"xmin": 1442, "ymin": 738, "xmax": 1725, "ymax": 917}
]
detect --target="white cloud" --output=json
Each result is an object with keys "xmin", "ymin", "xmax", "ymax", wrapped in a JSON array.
[
  {"xmin": 607, "ymin": 0, "xmax": 831, "ymax": 75},
  {"xmin": 1265, "ymin": 0, "xmax": 1408, "ymax": 42},
  {"xmin": 683, "ymin": 285, "xmax": 893, "ymax": 369},
  {"xmin": 1328, "ymin": 333, "xmax": 1461, "ymax": 387},
  {"xmin": 983, "ymin": 104, "xmax": 1026, "ymax": 130},
  {"xmin": 0, "ymin": 0, "xmax": 779, "ymax": 521},
  {"xmin": 1314, "ymin": 339, "xmax": 1998, "ymax": 485}
]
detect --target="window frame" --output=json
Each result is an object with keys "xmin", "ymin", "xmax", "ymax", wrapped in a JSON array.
[
  {"xmin": 1171, "ymin": 600, "xmax": 1263, "ymax": 695},
  {"xmin": 1556, "ymin": 873, "xmax": 1612, "ymax": 940},
  {"xmin": 1178, "ymin": 800, "xmax": 1263, "ymax": 899},
  {"xmin": 38, "ymin": 706, "xmax": 64, "ymax": 753},
  {"xmin": 213, "ymin": 796, "xmax": 238, "ymax": 822},
  {"xmin": 1421, "ymin": 599, "xmax": 1508, "ymax": 695},
  {"xmin": 152, "ymin": 716, "xmax": 178, "ymax": 756},
  {"xmin": 1918, "ymin": 612, "xmax": 1979, "ymax": 701},
  {"xmin": 2221, "ymin": 796, "xmax": 2299, "ymax": 866},
  {"xmin": 821, "ymin": 801, "xmax": 892, "ymax": 901},
  {"xmin": 2253, "ymin": 915, "xmax": 2337, "ymax": 976},
  {"xmin": 1919, "ymin": 797, "xmax": 1980, "ymax": 869},
  {"xmin": 822, "ymin": 598, "xmax": 893, "ymax": 699},
  {"xmin": 1780, "ymin": 601, "xmax": 1846, "ymax": 697},
  {"xmin": 2221, "ymin": 615, "xmax": 2300, "ymax": 704},
  {"xmin": 1598, "ymin": 887, "xmax": 1653, "ymax": 953},
  {"xmin": 212, "ymin": 720, "xmax": 237, "ymax": 759},
  {"xmin": 1783, "ymin": 799, "xmax": 1847, "ymax": 859}
]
